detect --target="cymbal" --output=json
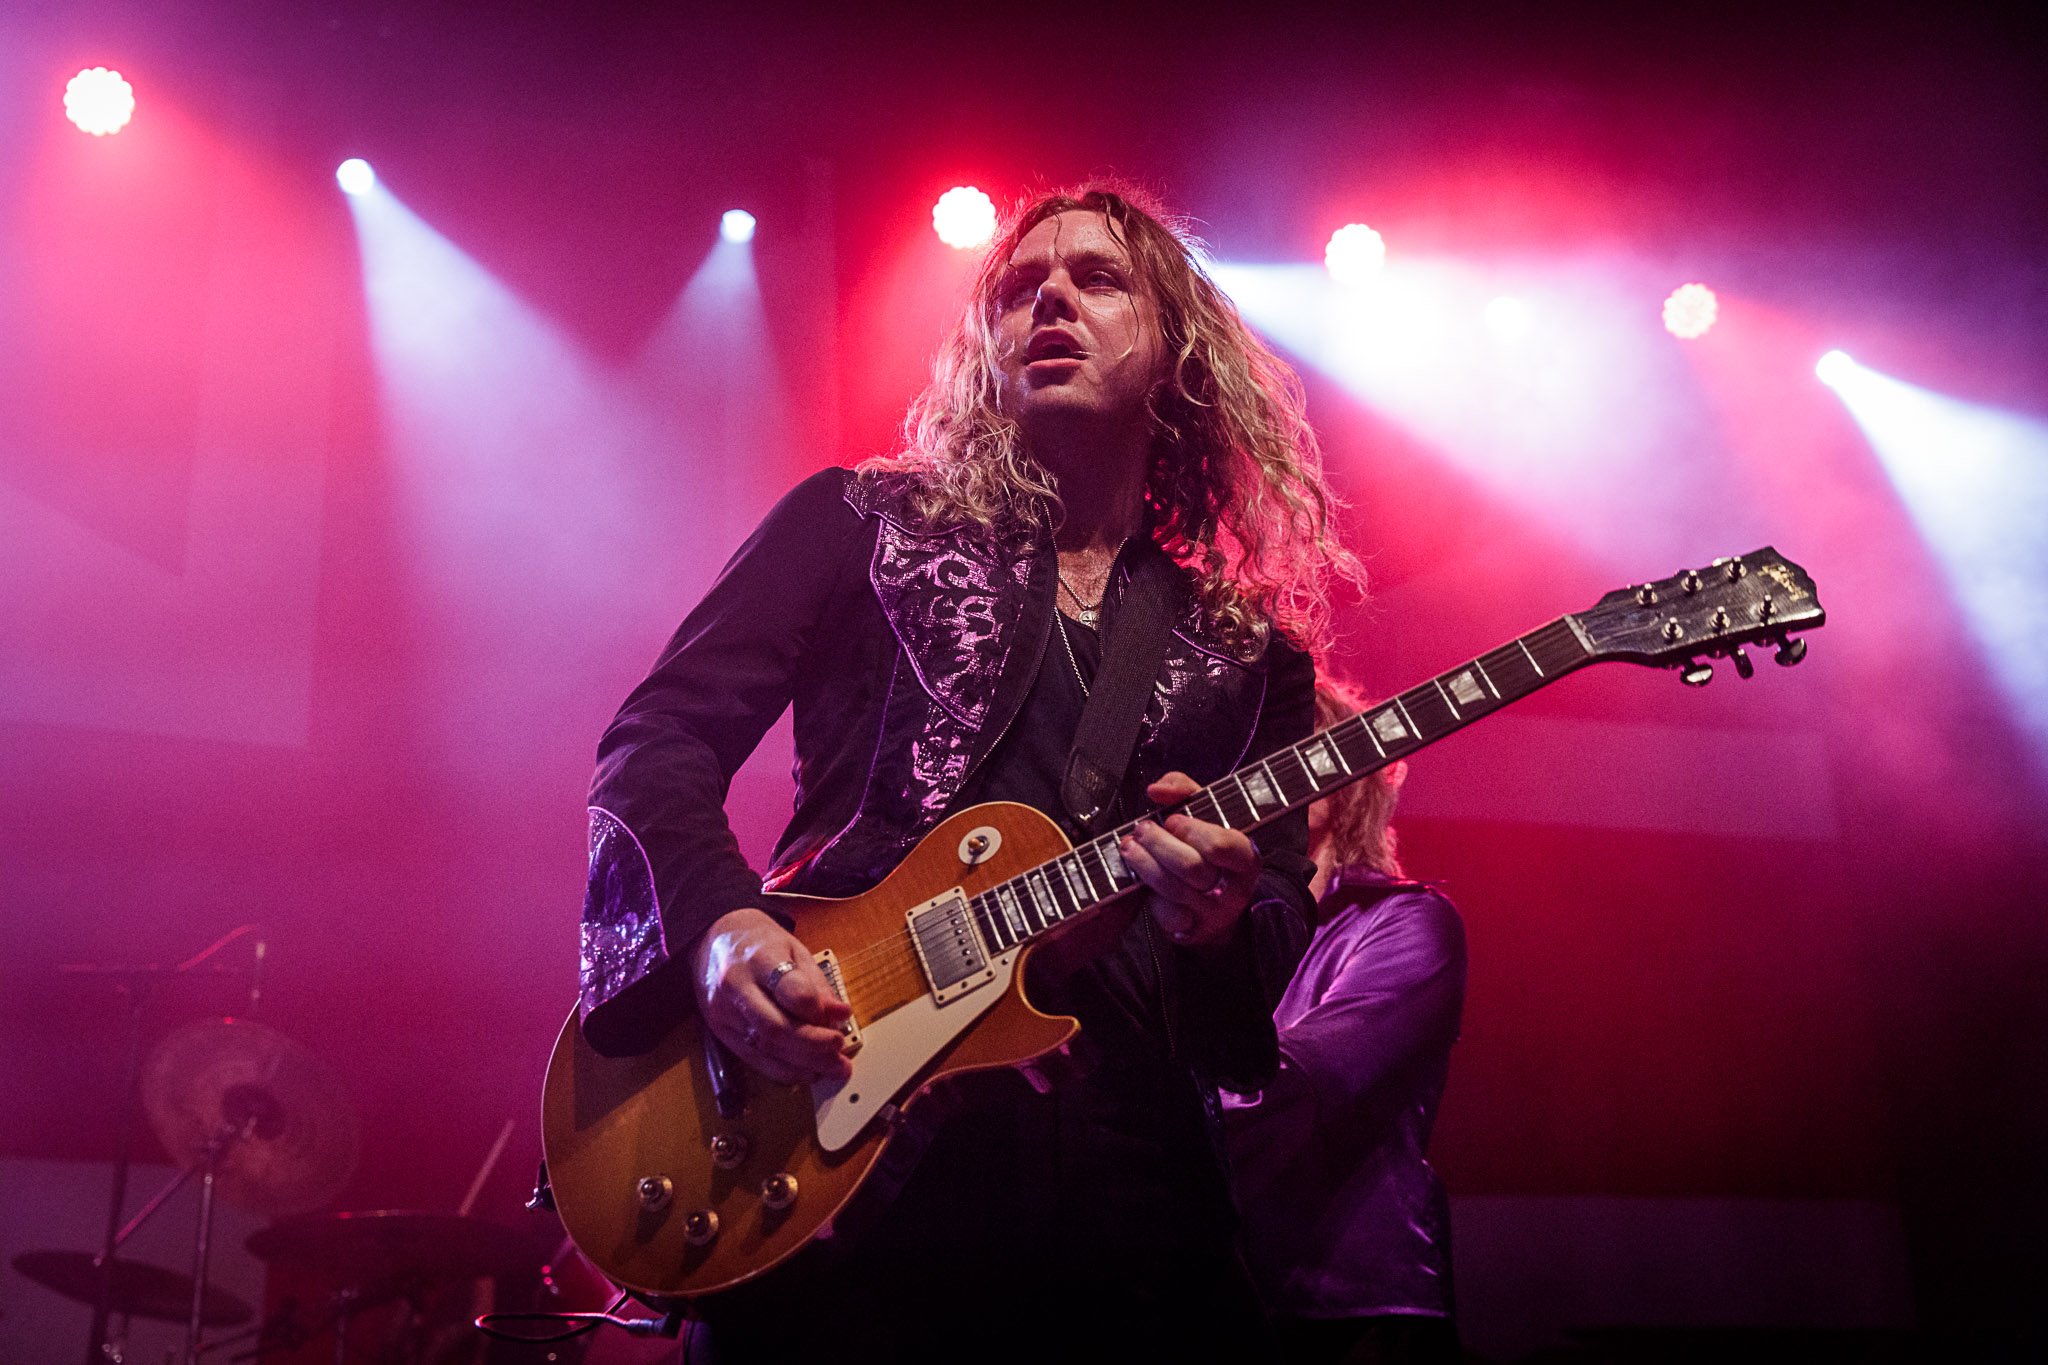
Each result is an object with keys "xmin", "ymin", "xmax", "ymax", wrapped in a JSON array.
[
  {"xmin": 12, "ymin": 1250, "xmax": 254, "ymax": 1326},
  {"xmin": 246, "ymin": 1210, "xmax": 547, "ymax": 1286},
  {"xmin": 143, "ymin": 1016, "xmax": 359, "ymax": 1216}
]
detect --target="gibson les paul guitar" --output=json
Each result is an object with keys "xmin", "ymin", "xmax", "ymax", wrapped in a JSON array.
[{"xmin": 541, "ymin": 547, "xmax": 1825, "ymax": 1299}]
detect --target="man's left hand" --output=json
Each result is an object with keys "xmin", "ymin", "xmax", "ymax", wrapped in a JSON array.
[{"xmin": 1121, "ymin": 771, "xmax": 1262, "ymax": 948}]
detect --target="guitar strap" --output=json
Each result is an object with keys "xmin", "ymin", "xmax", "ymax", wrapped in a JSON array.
[{"xmin": 1060, "ymin": 546, "xmax": 1187, "ymax": 836}]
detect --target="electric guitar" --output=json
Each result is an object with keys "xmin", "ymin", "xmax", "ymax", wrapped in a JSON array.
[{"xmin": 541, "ymin": 547, "xmax": 1825, "ymax": 1299}]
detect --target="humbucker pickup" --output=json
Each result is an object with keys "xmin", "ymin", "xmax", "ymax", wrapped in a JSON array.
[{"xmin": 905, "ymin": 891, "xmax": 996, "ymax": 1004}]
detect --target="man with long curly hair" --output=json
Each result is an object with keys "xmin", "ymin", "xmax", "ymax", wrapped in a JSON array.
[{"xmin": 578, "ymin": 186, "xmax": 1360, "ymax": 1359}]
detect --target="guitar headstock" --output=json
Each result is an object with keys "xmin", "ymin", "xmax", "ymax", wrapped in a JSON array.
[{"xmin": 1576, "ymin": 547, "xmax": 1825, "ymax": 684}]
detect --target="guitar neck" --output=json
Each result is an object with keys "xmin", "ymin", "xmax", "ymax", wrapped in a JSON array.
[{"xmin": 962, "ymin": 614, "xmax": 1596, "ymax": 954}]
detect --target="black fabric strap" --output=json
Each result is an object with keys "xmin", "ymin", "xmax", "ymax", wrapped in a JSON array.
[{"xmin": 1061, "ymin": 548, "xmax": 1186, "ymax": 835}]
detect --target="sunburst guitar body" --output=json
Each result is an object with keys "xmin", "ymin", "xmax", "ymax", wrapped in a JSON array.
[{"xmin": 542, "ymin": 801, "xmax": 1099, "ymax": 1300}]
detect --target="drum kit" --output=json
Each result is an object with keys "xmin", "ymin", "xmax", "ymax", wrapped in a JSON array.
[{"xmin": 14, "ymin": 939, "xmax": 580, "ymax": 1364}]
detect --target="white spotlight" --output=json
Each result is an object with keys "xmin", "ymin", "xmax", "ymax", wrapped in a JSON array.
[
  {"xmin": 1816, "ymin": 350, "xmax": 1855, "ymax": 387},
  {"xmin": 1324, "ymin": 224, "xmax": 1386, "ymax": 284},
  {"xmin": 336, "ymin": 158, "xmax": 377, "ymax": 196},
  {"xmin": 721, "ymin": 209, "xmax": 757, "ymax": 244},
  {"xmin": 1484, "ymin": 295, "xmax": 1535, "ymax": 340},
  {"xmin": 932, "ymin": 187, "xmax": 997, "ymax": 250},
  {"xmin": 64, "ymin": 67, "xmax": 136, "ymax": 136}
]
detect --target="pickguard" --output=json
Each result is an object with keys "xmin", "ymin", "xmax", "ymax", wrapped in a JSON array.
[{"xmin": 811, "ymin": 950, "xmax": 1019, "ymax": 1152}]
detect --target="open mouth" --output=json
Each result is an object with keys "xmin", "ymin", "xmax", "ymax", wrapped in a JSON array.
[{"xmin": 1025, "ymin": 333, "xmax": 1086, "ymax": 363}]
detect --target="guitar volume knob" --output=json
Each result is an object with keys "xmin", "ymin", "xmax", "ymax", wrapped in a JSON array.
[
  {"xmin": 636, "ymin": 1175, "xmax": 673, "ymax": 1213},
  {"xmin": 760, "ymin": 1173, "xmax": 799, "ymax": 1211}
]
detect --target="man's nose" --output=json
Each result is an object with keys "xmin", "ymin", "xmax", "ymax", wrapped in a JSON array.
[{"xmin": 1030, "ymin": 272, "xmax": 1078, "ymax": 324}]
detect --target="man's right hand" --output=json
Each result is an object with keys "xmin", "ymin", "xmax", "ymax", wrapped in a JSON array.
[{"xmin": 689, "ymin": 907, "xmax": 854, "ymax": 1085}]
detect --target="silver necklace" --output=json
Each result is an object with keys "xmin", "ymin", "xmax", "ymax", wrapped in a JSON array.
[
  {"xmin": 1056, "ymin": 537, "xmax": 1126, "ymax": 628},
  {"xmin": 1056, "ymin": 612, "xmax": 1091, "ymax": 698}
]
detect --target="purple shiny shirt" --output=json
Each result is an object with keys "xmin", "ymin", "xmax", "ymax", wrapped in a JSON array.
[{"xmin": 1222, "ymin": 868, "xmax": 1467, "ymax": 1319}]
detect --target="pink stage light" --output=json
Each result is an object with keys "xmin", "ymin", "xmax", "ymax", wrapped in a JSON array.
[
  {"xmin": 64, "ymin": 67, "xmax": 135, "ymax": 136},
  {"xmin": 932, "ymin": 187, "xmax": 997, "ymax": 250},
  {"xmin": 1324, "ymin": 224, "xmax": 1386, "ymax": 284},
  {"xmin": 1662, "ymin": 282, "xmax": 1718, "ymax": 339}
]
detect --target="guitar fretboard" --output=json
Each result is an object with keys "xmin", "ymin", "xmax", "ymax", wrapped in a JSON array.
[{"xmin": 962, "ymin": 616, "xmax": 1593, "ymax": 953}]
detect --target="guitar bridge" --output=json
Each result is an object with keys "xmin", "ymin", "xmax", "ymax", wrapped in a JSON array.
[
  {"xmin": 905, "ymin": 890, "xmax": 997, "ymax": 1005},
  {"xmin": 814, "ymin": 949, "xmax": 861, "ymax": 1053}
]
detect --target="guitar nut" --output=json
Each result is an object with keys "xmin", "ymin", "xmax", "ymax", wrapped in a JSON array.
[
  {"xmin": 710, "ymin": 1133, "xmax": 748, "ymax": 1169},
  {"xmin": 683, "ymin": 1209, "xmax": 720, "ymax": 1246},
  {"xmin": 636, "ymin": 1175, "xmax": 673, "ymax": 1213},
  {"xmin": 760, "ymin": 1173, "xmax": 799, "ymax": 1211}
]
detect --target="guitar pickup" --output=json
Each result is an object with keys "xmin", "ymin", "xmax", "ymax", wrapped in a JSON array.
[
  {"xmin": 814, "ymin": 949, "xmax": 861, "ymax": 1054},
  {"xmin": 905, "ymin": 890, "xmax": 997, "ymax": 1005}
]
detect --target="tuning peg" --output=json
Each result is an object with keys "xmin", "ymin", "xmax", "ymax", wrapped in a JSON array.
[
  {"xmin": 1730, "ymin": 646, "xmax": 1755, "ymax": 679},
  {"xmin": 1775, "ymin": 637, "xmax": 1808, "ymax": 667},
  {"xmin": 1680, "ymin": 659, "xmax": 1714, "ymax": 687}
]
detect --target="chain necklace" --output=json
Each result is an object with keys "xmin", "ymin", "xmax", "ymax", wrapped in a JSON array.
[
  {"xmin": 1056, "ymin": 537, "xmax": 1126, "ymax": 628},
  {"xmin": 1054, "ymin": 537, "xmax": 1128, "ymax": 698},
  {"xmin": 1055, "ymin": 612, "xmax": 1092, "ymax": 698}
]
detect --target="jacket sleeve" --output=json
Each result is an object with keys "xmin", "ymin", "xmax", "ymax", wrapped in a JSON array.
[
  {"xmin": 1269, "ymin": 886, "xmax": 1467, "ymax": 1131},
  {"xmin": 1174, "ymin": 637, "xmax": 1318, "ymax": 1091},
  {"xmin": 580, "ymin": 468, "xmax": 868, "ymax": 1056}
]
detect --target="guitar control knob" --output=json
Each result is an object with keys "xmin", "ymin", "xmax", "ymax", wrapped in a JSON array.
[
  {"xmin": 1680, "ymin": 570, "xmax": 1702, "ymax": 594},
  {"xmin": 760, "ymin": 1173, "xmax": 799, "ymax": 1211},
  {"xmin": 1730, "ymin": 646, "xmax": 1755, "ymax": 679},
  {"xmin": 637, "ymin": 1175, "xmax": 673, "ymax": 1213},
  {"xmin": 683, "ymin": 1209, "xmax": 720, "ymax": 1246},
  {"xmin": 1775, "ymin": 637, "xmax": 1808, "ymax": 667},
  {"xmin": 1680, "ymin": 660, "xmax": 1714, "ymax": 687},
  {"xmin": 710, "ymin": 1134, "xmax": 748, "ymax": 1170}
]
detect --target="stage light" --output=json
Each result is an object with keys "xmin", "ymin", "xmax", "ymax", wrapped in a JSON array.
[
  {"xmin": 1824, "ymin": 358, "xmax": 2048, "ymax": 763},
  {"xmin": 1484, "ymin": 295, "xmax": 1535, "ymax": 340},
  {"xmin": 1323, "ymin": 224, "xmax": 1386, "ymax": 285},
  {"xmin": 721, "ymin": 209, "xmax": 757, "ymax": 244},
  {"xmin": 932, "ymin": 187, "xmax": 997, "ymax": 250},
  {"xmin": 336, "ymin": 159, "xmax": 376, "ymax": 196},
  {"xmin": 1662, "ymin": 283, "xmax": 1718, "ymax": 339},
  {"xmin": 63, "ymin": 67, "xmax": 135, "ymax": 136}
]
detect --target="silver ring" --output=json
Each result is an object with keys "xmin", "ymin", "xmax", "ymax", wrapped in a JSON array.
[
  {"xmin": 1200, "ymin": 872, "xmax": 1231, "ymax": 899},
  {"xmin": 767, "ymin": 959, "xmax": 799, "ymax": 992}
]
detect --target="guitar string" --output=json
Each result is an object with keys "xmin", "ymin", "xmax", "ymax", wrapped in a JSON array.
[{"xmin": 826, "ymin": 608, "xmax": 1788, "ymax": 993}]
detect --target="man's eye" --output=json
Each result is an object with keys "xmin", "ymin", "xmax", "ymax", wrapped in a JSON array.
[{"xmin": 1085, "ymin": 270, "xmax": 1124, "ymax": 289}]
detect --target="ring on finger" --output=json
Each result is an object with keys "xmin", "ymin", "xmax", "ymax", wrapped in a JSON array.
[{"xmin": 767, "ymin": 959, "xmax": 799, "ymax": 993}]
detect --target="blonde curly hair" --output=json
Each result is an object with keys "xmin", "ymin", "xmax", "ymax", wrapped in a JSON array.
[
  {"xmin": 1312, "ymin": 677, "xmax": 1406, "ymax": 882},
  {"xmin": 859, "ymin": 185, "xmax": 1363, "ymax": 657}
]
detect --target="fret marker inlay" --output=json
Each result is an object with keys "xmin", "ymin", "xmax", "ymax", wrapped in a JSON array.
[{"xmin": 1370, "ymin": 709, "xmax": 1410, "ymax": 744}]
